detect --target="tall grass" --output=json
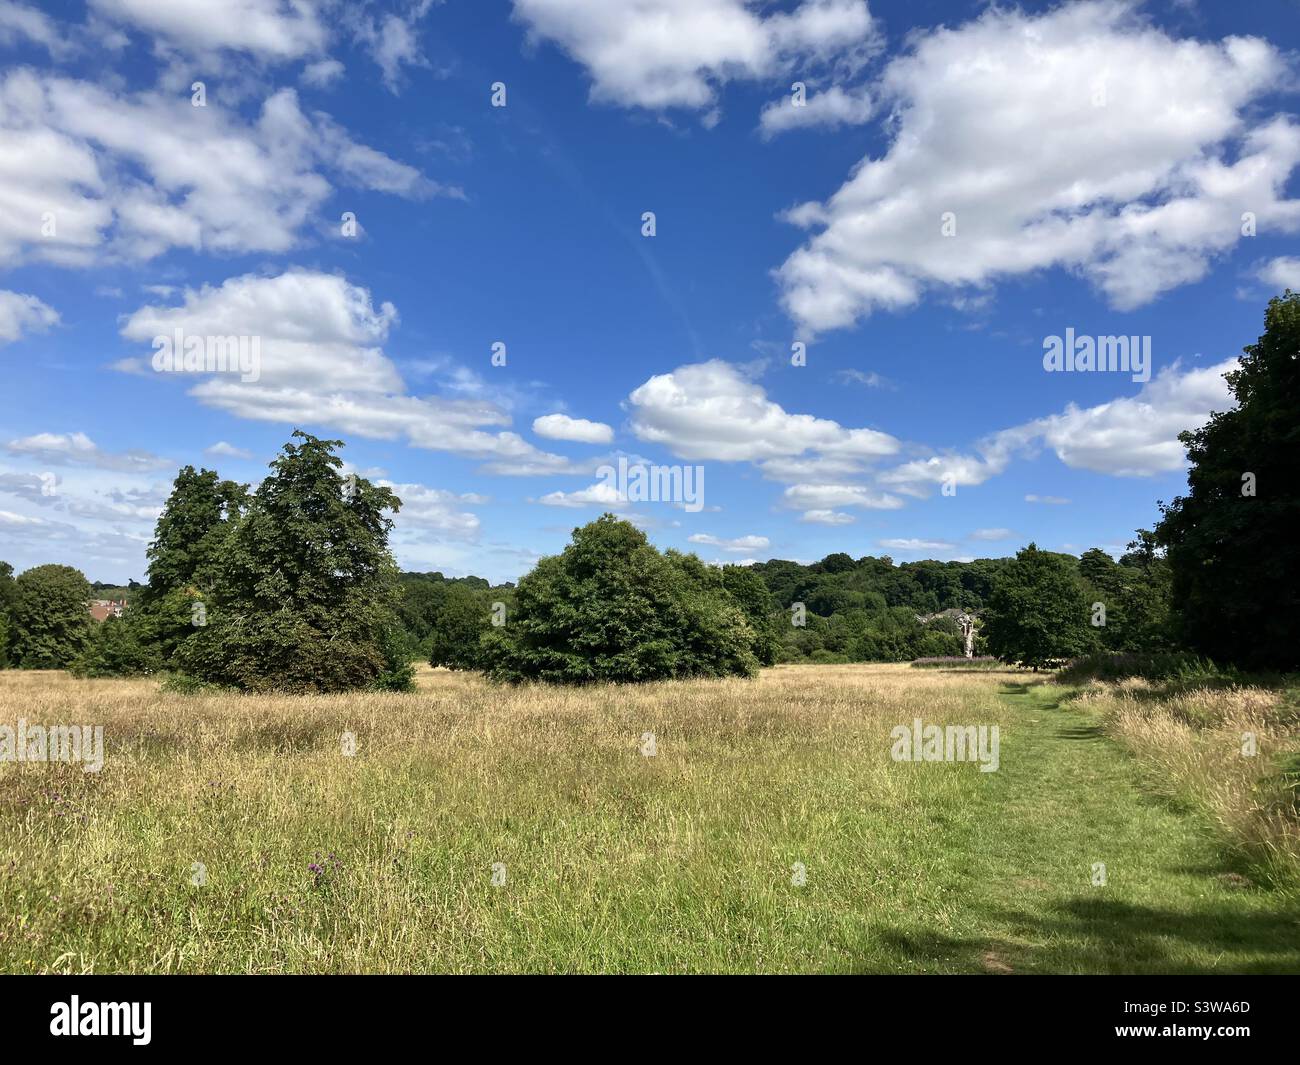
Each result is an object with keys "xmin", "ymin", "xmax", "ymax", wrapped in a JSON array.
[
  {"xmin": 2, "ymin": 663, "xmax": 1295, "ymax": 973},
  {"xmin": 1073, "ymin": 674, "xmax": 1300, "ymax": 889}
]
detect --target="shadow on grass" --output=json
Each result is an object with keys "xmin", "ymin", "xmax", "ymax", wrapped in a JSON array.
[
  {"xmin": 864, "ymin": 894, "xmax": 1300, "ymax": 974},
  {"xmin": 1054, "ymin": 723, "xmax": 1104, "ymax": 742}
]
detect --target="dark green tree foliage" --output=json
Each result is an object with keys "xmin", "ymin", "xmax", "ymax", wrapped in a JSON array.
[
  {"xmin": 483, "ymin": 514, "xmax": 757, "ymax": 684},
  {"xmin": 1156, "ymin": 292, "xmax": 1300, "ymax": 670},
  {"xmin": 721, "ymin": 564, "xmax": 781, "ymax": 666},
  {"xmin": 9, "ymin": 564, "xmax": 92, "ymax": 668},
  {"xmin": 176, "ymin": 431, "xmax": 409, "ymax": 692},
  {"xmin": 1077, "ymin": 535, "xmax": 1171, "ymax": 653},
  {"xmin": 983, "ymin": 544, "xmax": 1096, "ymax": 669},
  {"xmin": 749, "ymin": 552, "xmax": 1008, "ymax": 663},
  {"xmin": 135, "ymin": 466, "xmax": 249, "ymax": 661},
  {"xmin": 428, "ymin": 582, "xmax": 494, "ymax": 670},
  {"xmin": 72, "ymin": 616, "xmax": 161, "ymax": 677},
  {"xmin": 0, "ymin": 561, "xmax": 16, "ymax": 667}
]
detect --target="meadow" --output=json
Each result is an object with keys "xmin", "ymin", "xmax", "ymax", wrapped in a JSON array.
[{"xmin": 1, "ymin": 663, "xmax": 1297, "ymax": 974}]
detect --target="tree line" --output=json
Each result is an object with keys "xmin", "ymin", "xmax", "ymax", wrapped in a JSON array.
[{"xmin": 1, "ymin": 293, "xmax": 1295, "ymax": 685}]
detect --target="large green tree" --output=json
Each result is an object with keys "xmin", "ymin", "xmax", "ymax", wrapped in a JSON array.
[
  {"xmin": 483, "ymin": 515, "xmax": 758, "ymax": 684},
  {"xmin": 9, "ymin": 564, "xmax": 93, "ymax": 669},
  {"xmin": 176, "ymin": 431, "xmax": 409, "ymax": 692},
  {"xmin": 983, "ymin": 545, "xmax": 1096, "ymax": 669},
  {"xmin": 1155, "ymin": 292, "xmax": 1300, "ymax": 669}
]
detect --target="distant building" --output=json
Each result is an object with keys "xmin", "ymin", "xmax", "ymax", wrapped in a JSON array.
[{"xmin": 89, "ymin": 599, "xmax": 127, "ymax": 622}]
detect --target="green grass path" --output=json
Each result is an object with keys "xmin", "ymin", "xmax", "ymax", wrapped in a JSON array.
[{"xmin": 890, "ymin": 681, "xmax": 1300, "ymax": 973}]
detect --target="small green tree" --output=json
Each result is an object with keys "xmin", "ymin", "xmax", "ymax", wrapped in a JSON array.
[
  {"xmin": 483, "ymin": 515, "xmax": 757, "ymax": 684},
  {"xmin": 10, "ymin": 564, "xmax": 93, "ymax": 669},
  {"xmin": 72, "ymin": 615, "xmax": 161, "ymax": 677},
  {"xmin": 983, "ymin": 544, "xmax": 1095, "ymax": 669},
  {"xmin": 176, "ymin": 431, "xmax": 408, "ymax": 693},
  {"xmin": 428, "ymin": 582, "xmax": 493, "ymax": 670}
]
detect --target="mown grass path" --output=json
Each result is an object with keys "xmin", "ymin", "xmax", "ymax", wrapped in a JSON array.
[{"xmin": 921, "ymin": 679, "xmax": 1300, "ymax": 974}]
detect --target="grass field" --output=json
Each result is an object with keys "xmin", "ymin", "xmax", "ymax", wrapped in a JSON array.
[{"xmin": 1, "ymin": 663, "xmax": 1297, "ymax": 973}]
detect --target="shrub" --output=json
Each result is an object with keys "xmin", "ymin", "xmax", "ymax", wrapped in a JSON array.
[{"xmin": 910, "ymin": 656, "xmax": 1002, "ymax": 670}]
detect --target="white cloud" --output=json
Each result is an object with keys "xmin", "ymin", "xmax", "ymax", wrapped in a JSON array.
[
  {"xmin": 512, "ymin": 0, "xmax": 877, "ymax": 112},
  {"xmin": 1030, "ymin": 358, "xmax": 1234, "ymax": 477},
  {"xmin": 4, "ymin": 431, "xmax": 172, "ymax": 472},
  {"xmin": 0, "ymin": 1, "xmax": 69, "ymax": 54},
  {"xmin": 89, "ymin": 0, "xmax": 329, "ymax": 60},
  {"xmin": 117, "ymin": 270, "xmax": 576, "ymax": 475},
  {"xmin": 834, "ymin": 368, "xmax": 891, "ymax": 389},
  {"xmin": 0, "ymin": 290, "xmax": 57, "ymax": 344},
  {"xmin": 534, "ymin": 481, "xmax": 626, "ymax": 508},
  {"xmin": 0, "ymin": 73, "xmax": 445, "ymax": 267},
  {"xmin": 628, "ymin": 359, "xmax": 898, "ymax": 462},
  {"xmin": 777, "ymin": 1, "xmax": 1300, "ymax": 334},
  {"xmin": 687, "ymin": 532, "xmax": 770, "ymax": 552},
  {"xmin": 781, "ymin": 483, "xmax": 902, "ymax": 511},
  {"xmin": 204, "ymin": 441, "xmax": 253, "ymax": 460},
  {"xmin": 301, "ymin": 58, "xmax": 345, "ymax": 88},
  {"xmin": 379, "ymin": 480, "xmax": 485, "ymax": 540},
  {"xmin": 878, "ymin": 537, "xmax": 956, "ymax": 553},
  {"xmin": 760, "ymin": 84, "xmax": 872, "ymax": 138},
  {"xmin": 1259, "ymin": 256, "xmax": 1300, "ymax": 291},
  {"xmin": 344, "ymin": 2, "xmax": 437, "ymax": 93},
  {"xmin": 798, "ymin": 508, "xmax": 855, "ymax": 525},
  {"xmin": 1025, "ymin": 494, "xmax": 1071, "ymax": 505},
  {"xmin": 969, "ymin": 528, "xmax": 1014, "ymax": 541},
  {"xmin": 532, "ymin": 412, "xmax": 614, "ymax": 444},
  {"xmin": 881, "ymin": 358, "xmax": 1236, "ymax": 494}
]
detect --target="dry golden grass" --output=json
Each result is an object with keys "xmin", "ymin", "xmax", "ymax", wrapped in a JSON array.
[{"xmin": 2, "ymin": 663, "xmax": 1297, "ymax": 973}]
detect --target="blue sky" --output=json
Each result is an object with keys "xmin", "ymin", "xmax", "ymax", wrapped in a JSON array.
[{"xmin": 1, "ymin": 0, "xmax": 1298, "ymax": 584}]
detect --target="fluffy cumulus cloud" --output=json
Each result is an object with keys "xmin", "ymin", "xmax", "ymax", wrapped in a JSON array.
[
  {"xmin": 1259, "ymin": 257, "xmax": 1300, "ymax": 291},
  {"xmin": 532, "ymin": 413, "xmax": 614, "ymax": 444},
  {"xmin": 0, "ymin": 73, "xmax": 447, "ymax": 267},
  {"xmin": 88, "ymin": 0, "xmax": 435, "ymax": 90},
  {"xmin": 0, "ymin": 289, "xmax": 57, "ymax": 344},
  {"xmin": 89, "ymin": 0, "xmax": 329, "ymax": 59},
  {"xmin": 628, "ymin": 359, "xmax": 898, "ymax": 463},
  {"xmin": 512, "ymin": 0, "xmax": 877, "ymax": 112},
  {"xmin": 759, "ymin": 84, "xmax": 872, "ymax": 138},
  {"xmin": 378, "ymin": 481, "xmax": 486, "ymax": 540},
  {"xmin": 116, "ymin": 270, "xmax": 576, "ymax": 475},
  {"xmin": 881, "ymin": 357, "xmax": 1237, "ymax": 496},
  {"xmin": 778, "ymin": 1, "xmax": 1300, "ymax": 334},
  {"xmin": 534, "ymin": 480, "xmax": 626, "ymax": 508}
]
